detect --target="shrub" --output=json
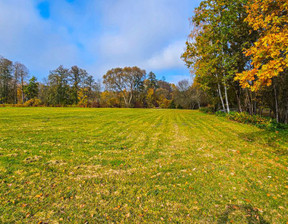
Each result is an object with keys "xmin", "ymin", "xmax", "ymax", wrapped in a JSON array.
[
  {"xmin": 226, "ymin": 112, "xmax": 288, "ymax": 130},
  {"xmin": 168, "ymin": 100, "xmax": 176, "ymax": 109},
  {"xmin": 23, "ymin": 98, "xmax": 42, "ymax": 107},
  {"xmin": 267, "ymin": 120, "xmax": 288, "ymax": 131},
  {"xmin": 177, "ymin": 104, "xmax": 183, "ymax": 109},
  {"xmin": 90, "ymin": 101, "xmax": 100, "ymax": 108},
  {"xmin": 160, "ymin": 99, "xmax": 172, "ymax": 109},
  {"xmin": 11, "ymin": 104, "xmax": 25, "ymax": 107},
  {"xmin": 215, "ymin": 111, "xmax": 226, "ymax": 117},
  {"xmin": 199, "ymin": 106, "xmax": 214, "ymax": 114},
  {"xmin": 227, "ymin": 112, "xmax": 268, "ymax": 126}
]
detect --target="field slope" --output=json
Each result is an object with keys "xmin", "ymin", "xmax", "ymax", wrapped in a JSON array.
[{"xmin": 0, "ymin": 108, "xmax": 287, "ymax": 223}]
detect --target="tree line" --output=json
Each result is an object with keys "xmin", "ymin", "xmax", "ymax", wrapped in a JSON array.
[
  {"xmin": 0, "ymin": 55, "xmax": 206, "ymax": 109},
  {"xmin": 1, "ymin": 0, "xmax": 287, "ymax": 123},
  {"xmin": 182, "ymin": 0, "xmax": 288, "ymax": 123}
]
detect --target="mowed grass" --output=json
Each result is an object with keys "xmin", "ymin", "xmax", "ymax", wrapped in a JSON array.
[{"xmin": 0, "ymin": 108, "xmax": 287, "ymax": 223}]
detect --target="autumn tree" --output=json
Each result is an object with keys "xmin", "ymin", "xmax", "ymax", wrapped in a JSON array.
[
  {"xmin": 103, "ymin": 67, "xmax": 146, "ymax": 107},
  {"xmin": 82, "ymin": 75, "xmax": 101, "ymax": 106},
  {"xmin": 173, "ymin": 80, "xmax": 194, "ymax": 109},
  {"xmin": 235, "ymin": 0, "xmax": 288, "ymax": 123},
  {"xmin": 235, "ymin": 0, "xmax": 288, "ymax": 91},
  {"xmin": 69, "ymin": 66, "xmax": 88, "ymax": 105},
  {"xmin": 100, "ymin": 91, "xmax": 121, "ymax": 108},
  {"xmin": 14, "ymin": 62, "xmax": 29, "ymax": 104},
  {"xmin": 145, "ymin": 88, "xmax": 156, "ymax": 108},
  {"xmin": 182, "ymin": 0, "xmax": 257, "ymax": 113}
]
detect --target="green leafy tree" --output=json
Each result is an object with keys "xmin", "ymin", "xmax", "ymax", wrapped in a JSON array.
[
  {"xmin": 69, "ymin": 66, "xmax": 88, "ymax": 105},
  {"xmin": 182, "ymin": 0, "xmax": 257, "ymax": 113},
  {"xmin": 0, "ymin": 56, "xmax": 13, "ymax": 104},
  {"xmin": 48, "ymin": 65, "xmax": 71, "ymax": 106},
  {"xmin": 24, "ymin": 76, "xmax": 39, "ymax": 100},
  {"xmin": 147, "ymin": 72, "xmax": 158, "ymax": 89}
]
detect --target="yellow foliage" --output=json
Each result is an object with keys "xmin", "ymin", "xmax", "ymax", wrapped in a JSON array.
[
  {"xmin": 146, "ymin": 88, "xmax": 155, "ymax": 108},
  {"xmin": 77, "ymin": 88, "xmax": 88, "ymax": 107},
  {"xmin": 23, "ymin": 98, "xmax": 42, "ymax": 107},
  {"xmin": 100, "ymin": 91, "xmax": 120, "ymax": 107},
  {"xmin": 235, "ymin": 0, "xmax": 288, "ymax": 91}
]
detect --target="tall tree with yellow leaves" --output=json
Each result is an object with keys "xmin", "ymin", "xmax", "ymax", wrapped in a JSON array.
[
  {"xmin": 235, "ymin": 0, "xmax": 288, "ymax": 90},
  {"xmin": 235, "ymin": 0, "xmax": 288, "ymax": 122}
]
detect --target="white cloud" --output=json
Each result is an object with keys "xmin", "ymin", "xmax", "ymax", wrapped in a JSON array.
[
  {"xmin": 0, "ymin": 0, "xmax": 80, "ymax": 77},
  {"xmin": 144, "ymin": 40, "xmax": 186, "ymax": 70},
  {"xmin": 0, "ymin": 0, "xmax": 200, "ymax": 81},
  {"xmin": 169, "ymin": 74, "xmax": 193, "ymax": 85},
  {"xmin": 90, "ymin": 0, "xmax": 194, "ymax": 77}
]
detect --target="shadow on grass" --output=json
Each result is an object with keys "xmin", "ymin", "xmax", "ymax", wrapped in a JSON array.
[
  {"xmin": 217, "ymin": 204, "xmax": 269, "ymax": 224},
  {"xmin": 237, "ymin": 129, "xmax": 288, "ymax": 155}
]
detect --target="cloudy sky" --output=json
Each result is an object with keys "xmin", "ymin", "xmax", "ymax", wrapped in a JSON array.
[{"xmin": 0, "ymin": 0, "xmax": 201, "ymax": 83}]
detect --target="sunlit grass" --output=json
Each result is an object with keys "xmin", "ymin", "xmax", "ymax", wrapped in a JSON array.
[{"xmin": 0, "ymin": 107, "xmax": 287, "ymax": 223}]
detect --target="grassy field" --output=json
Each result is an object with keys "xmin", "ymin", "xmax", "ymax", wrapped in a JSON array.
[{"xmin": 0, "ymin": 108, "xmax": 287, "ymax": 223}]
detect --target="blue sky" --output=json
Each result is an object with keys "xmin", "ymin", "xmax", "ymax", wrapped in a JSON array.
[{"xmin": 0, "ymin": 0, "xmax": 201, "ymax": 83}]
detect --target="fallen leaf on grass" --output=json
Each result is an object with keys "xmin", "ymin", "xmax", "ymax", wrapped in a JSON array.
[{"xmin": 35, "ymin": 193, "xmax": 43, "ymax": 198}]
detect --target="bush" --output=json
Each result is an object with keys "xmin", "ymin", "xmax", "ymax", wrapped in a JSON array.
[
  {"xmin": 11, "ymin": 104, "xmax": 25, "ymax": 107},
  {"xmin": 177, "ymin": 104, "xmax": 183, "ymax": 109},
  {"xmin": 169, "ymin": 100, "xmax": 176, "ymax": 109},
  {"xmin": 227, "ymin": 112, "xmax": 269, "ymax": 127},
  {"xmin": 215, "ymin": 111, "xmax": 226, "ymax": 117},
  {"xmin": 226, "ymin": 112, "xmax": 288, "ymax": 130},
  {"xmin": 267, "ymin": 120, "xmax": 288, "ymax": 131},
  {"xmin": 159, "ymin": 99, "xmax": 172, "ymax": 109},
  {"xmin": 199, "ymin": 106, "xmax": 214, "ymax": 114},
  {"xmin": 23, "ymin": 98, "xmax": 42, "ymax": 107},
  {"xmin": 90, "ymin": 101, "xmax": 100, "ymax": 108}
]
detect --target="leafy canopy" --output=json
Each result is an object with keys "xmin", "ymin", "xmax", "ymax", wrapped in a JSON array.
[{"xmin": 235, "ymin": 0, "xmax": 288, "ymax": 91}]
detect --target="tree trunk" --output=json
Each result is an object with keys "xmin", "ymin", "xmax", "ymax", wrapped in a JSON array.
[
  {"xmin": 14, "ymin": 81, "xmax": 18, "ymax": 104},
  {"xmin": 246, "ymin": 89, "xmax": 253, "ymax": 115},
  {"xmin": 269, "ymin": 109, "xmax": 272, "ymax": 118},
  {"xmin": 235, "ymin": 89, "xmax": 242, "ymax": 112},
  {"xmin": 123, "ymin": 94, "xmax": 129, "ymax": 108},
  {"xmin": 128, "ymin": 91, "xmax": 133, "ymax": 107},
  {"xmin": 223, "ymin": 79, "xmax": 230, "ymax": 113},
  {"xmin": 253, "ymin": 99, "xmax": 257, "ymax": 115},
  {"xmin": 273, "ymin": 84, "xmax": 279, "ymax": 123},
  {"xmin": 218, "ymin": 83, "xmax": 226, "ymax": 112},
  {"xmin": 75, "ymin": 86, "xmax": 79, "ymax": 105},
  {"xmin": 285, "ymin": 96, "xmax": 288, "ymax": 124},
  {"xmin": 21, "ymin": 76, "xmax": 25, "ymax": 104}
]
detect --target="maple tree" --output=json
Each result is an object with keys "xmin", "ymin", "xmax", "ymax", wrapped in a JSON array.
[{"xmin": 235, "ymin": 0, "xmax": 288, "ymax": 91}]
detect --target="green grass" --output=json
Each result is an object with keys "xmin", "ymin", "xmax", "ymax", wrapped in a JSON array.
[{"xmin": 0, "ymin": 107, "xmax": 287, "ymax": 223}]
